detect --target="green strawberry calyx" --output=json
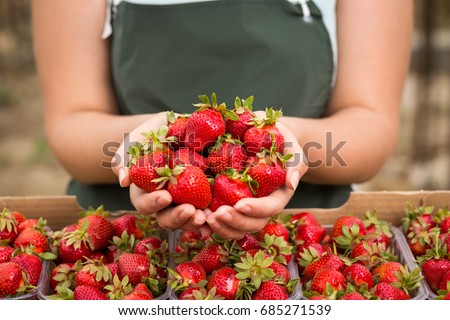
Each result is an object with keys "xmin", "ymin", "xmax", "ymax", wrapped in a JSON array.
[{"xmin": 193, "ymin": 93, "xmax": 239, "ymax": 121}]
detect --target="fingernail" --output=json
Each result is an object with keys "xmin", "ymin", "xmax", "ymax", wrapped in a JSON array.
[
  {"xmin": 218, "ymin": 211, "xmax": 232, "ymax": 222},
  {"xmin": 234, "ymin": 203, "xmax": 251, "ymax": 214},
  {"xmin": 118, "ymin": 168, "xmax": 126, "ymax": 187},
  {"xmin": 215, "ymin": 208, "xmax": 226, "ymax": 216},
  {"xmin": 290, "ymin": 171, "xmax": 300, "ymax": 190},
  {"xmin": 207, "ymin": 216, "xmax": 216, "ymax": 225},
  {"xmin": 181, "ymin": 208, "xmax": 195, "ymax": 218},
  {"xmin": 195, "ymin": 215, "xmax": 205, "ymax": 224}
]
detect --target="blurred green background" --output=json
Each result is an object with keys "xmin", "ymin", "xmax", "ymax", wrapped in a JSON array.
[{"xmin": 0, "ymin": 0, "xmax": 449, "ymax": 197}]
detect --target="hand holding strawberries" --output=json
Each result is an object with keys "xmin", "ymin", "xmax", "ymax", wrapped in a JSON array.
[{"xmin": 112, "ymin": 94, "xmax": 308, "ymax": 239}]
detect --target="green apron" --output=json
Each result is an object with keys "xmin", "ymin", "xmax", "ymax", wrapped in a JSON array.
[{"xmin": 68, "ymin": 0, "xmax": 351, "ymax": 211}]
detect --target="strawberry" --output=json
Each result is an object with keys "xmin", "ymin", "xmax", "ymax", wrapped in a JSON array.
[
  {"xmin": 348, "ymin": 240, "xmax": 393, "ymax": 269},
  {"xmin": 11, "ymin": 253, "xmax": 42, "ymax": 286},
  {"xmin": 294, "ymin": 224, "xmax": 327, "ymax": 246},
  {"xmin": 74, "ymin": 285, "xmax": 108, "ymax": 300},
  {"xmin": 252, "ymin": 280, "xmax": 289, "ymax": 300},
  {"xmin": 401, "ymin": 204, "xmax": 436, "ymax": 233},
  {"xmin": 406, "ymin": 219, "xmax": 436, "ymax": 257},
  {"xmin": 225, "ymin": 96, "xmax": 255, "ymax": 141},
  {"xmin": 207, "ymin": 134, "xmax": 247, "ymax": 175},
  {"xmin": 14, "ymin": 228, "xmax": 47, "ymax": 254},
  {"xmin": 207, "ymin": 267, "xmax": 239, "ymax": 300},
  {"xmin": 331, "ymin": 216, "xmax": 366, "ymax": 250},
  {"xmin": 371, "ymin": 261, "xmax": 404, "ymax": 284},
  {"xmin": 192, "ymin": 243, "xmax": 228, "ymax": 275},
  {"xmin": 117, "ymin": 253, "xmax": 150, "ymax": 286},
  {"xmin": 0, "ymin": 262, "xmax": 26, "ymax": 298},
  {"xmin": 303, "ymin": 253, "xmax": 344, "ymax": 280},
  {"xmin": 123, "ymin": 283, "xmax": 154, "ymax": 300},
  {"xmin": 290, "ymin": 212, "xmax": 320, "ymax": 227},
  {"xmin": 256, "ymin": 222, "xmax": 289, "ymax": 242},
  {"xmin": 10, "ymin": 211, "xmax": 26, "ymax": 225},
  {"xmin": 0, "ymin": 208, "xmax": 18, "ymax": 244},
  {"xmin": 440, "ymin": 217, "xmax": 450, "ymax": 234},
  {"xmin": 17, "ymin": 219, "xmax": 39, "ymax": 234},
  {"xmin": 77, "ymin": 206, "xmax": 114, "ymax": 251},
  {"xmin": 49, "ymin": 262, "xmax": 78, "ymax": 291},
  {"xmin": 209, "ymin": 170, "xmax": 253, "ymax": 212},
  {"xmin": 363, "ymin": 210, "xmax": 393, "ymax": 247},
  {"xmin": 134, "ymin": 237, "xmax": 162, "ymax": 256},
  {"xmin": 439, "ymin": 271, "xmax": 450, "ymax": 291},
  {"xmin": 185, "ymin": 93, "xmax": 237, "ymax": 151},
  {"xmin": 166, "ymin": 111, "xmax": 189, "ymax": 148},
  {"xmin": 259, "ymin": 235, "xmax": 293, "ymax": 265},
  {"xmin": 310, "ymin": 268, "xmax": 346, "ymax": 294},
  {"xmin": 421, "ymin": 258, "xmax": 450, "ymax": 293},
  {"xmin": 170, "ymin": 148, "xmax": 208, "ymax": 172},
  {"xmin": 58, "ymin": 226, "xmax": 93, "ymax": 263},
  {"xmin": 74, "ymin": 259, "xmax": 112, "ymax": 291},
  {"xmin": 342, "ymin": 264, "xmax": 373, "ymax": 289},
  {"xmin": 296, "ymin": 243, "xmax": 328, "ymax": 271},
  {"xmin": 106, "ymin": 262, "xmax": 121, "ymax": 279},
  {"xmin": 169, "ymin": 261, "xmax": 206, "ymax": 293},
  {"xmin": 237, "ymin": 234, "xmax": 261, "ymax": 251},
  {"xmin": 244, "ymin": 108, "xmax": 285, "ymax": 157},
  {"xmin": 111, "ymin": 214, "xmax": 144, "ymax": 240},
  {"xmin": 156, "ymin": 165, "xmax": 212, "ymax": 209},
  {"xmin": 373, "ymin": 282, "xmax": 409, "ymax": 300},
  {"xmin": 0, "ymin": 246, "xmax": 14, "ymax": 263},
  {"xmin": 340, "ymin": 292, "xmax": 366, "ymax": 300},
  {"xmin": 246, "ymin": 145, "xmax": 291, "ymax": 198},
  {"xmin": 269, "ymin": 261, "xmax": 290, "ymax": 282}
]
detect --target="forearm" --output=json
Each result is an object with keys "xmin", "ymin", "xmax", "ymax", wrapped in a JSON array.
[
  {"xmin": 281, "ymin": 106, "xmax": 399, "ymax": 185},
  {"xmin": 46, "ymin": 111, "xmax": 154, "ymax": 184}
]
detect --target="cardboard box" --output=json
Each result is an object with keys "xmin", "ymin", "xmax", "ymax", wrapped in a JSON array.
[{"xmin": 1, "ymin": 191, "xmax": 450, "ymax": 230}]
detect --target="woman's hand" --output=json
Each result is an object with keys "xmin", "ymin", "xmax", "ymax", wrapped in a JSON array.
[{"xmin": 206, "ymin": 121, "xmax": 308, "ymax": 240}]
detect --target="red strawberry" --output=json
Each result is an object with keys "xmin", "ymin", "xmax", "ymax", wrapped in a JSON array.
[
  {"xmin": 11, "ymin": 253, "xmax": 42, "ymax": 286},
  {"xmin": 209, "ymin": 170, "xmax": 253, "ymax": 212},
  {"xmin": 74, "ymin": 285, "xmax": 108, "ymax": 300},
  {"xmin": 75, "ymin": 259, "xmax": 112, "ymax": 290},
  {"xmin": 58, "ymin": 229, "xmax": 93, "ymax": 263},
  {"xmin": 244, "ymin": 108, "xmax": 285, "ymax": 157},
  {"xmin": 77, "ymin": 206, "xmax": 114, "ymax": 251},
  {"xmin": 348, "ymin": 240, "xmax": 391, "ymax": 269},
  {"xmin": 14, "ymin": 228, "xmax": 47, "ymax": 253},
  {"xmin": 342, "ymin": 264, "xmax": 373, "ymax": 289},
  {"xmin": 294, "ymin": 224, "xmax": 327, "ymax": 246},
  {"xmin": 49, "ymin": 262, "xmax": 77, "ymax": 291},
  {"xmin": 237, "ymin": 234, "xmax": 261, "ymax": 251},
  {"xmin": 225, "ymin": 96, "xmax": 255, "ymax": 141},
  {"xmin": 439, "ymin": 271, "xmax": 450, "ymax": 291},
  {"xmin": 192, "ymin": 243, "xmax": 228, "ymax": 275},
  {"xmin": 401, "ymin": 204, "xmax": 436, "ymax": 232},
  {"xmin": 207, "ymin": 267, "xmax": 239, "ymax": 300},
  {"xmin": 290, "ymin": 212, "xmax": 320, "ymax": 227},
  {"xmin": 340, "ymin": 292, "xmax": 366, "ymax": 300},
  {"xmin": 373, "ymin": 282, "xmax": 409, "ymax": 300},
  {"xmin": 311, "ymin": 268, "xmax": 346, "ymax": 294},
  {"xmin": 303, "ymin": 253, "xmax": 344, "ymax": 280},
  {"xmin": 270, "ymin": 261, "xmax": 290, "ymax": 282},
  {"xmin": 117, "ymin": 253, "xmax": 150, "ymax": 286},
  {"xmin": 123, "ymin": 283, "xmax": 154, "ymax": 300},
  {"xmin": 207, "ymin": 135, "xmax": 247, "ymax": 175},
  {"xmin": 10, "ymin": 212, "xmax": 26, "ymax": 225},
  {"xmin": 179, "ymin": 286, "xmax": 206, "ymax": 300},
  {"xmin": 331, "ymin": 216, "xmax": 367, "ymax": 250},
  {"xmin": 185, "ymin": 94, "xmax": 236, "ymax": 151},
  {"xmin": 166, "ymin": 111, "xmax": 189, "ymax": 148},
  {"xmin": 170, "ymin": 262, "xmax": 206, "ymax": 292},
  {"xmin": 256, "ymin": 223, "xmax": 289, "ymax": 242},
  {"xmin": 0, "ymin": 262, "xmax": 26, "ymax": 298},
  {"xmin": 170, "ymin": 148, "xmax": 208, "ymax": 171},
  {"xmin": 406, "ymin": 219, "xmax": 435, "ymax": 257},
  {"xmin": 134, "ymin": 237, "xmax": 162, "ymax": 256},
  {"xmin": 440, "ymin": 217, "xmax": 450, "ymax": 234},
  {"xmin": 252, "ymin": 280, "xmax": 289, "ymax": 300},
  {"xmin": 421, "ymin": 258, "xmax": 450, "ymax": 293},
  {"xmin": 111, "ymin": 214, "xmax": 144, "ymax": 240},
  {"xmin": 106, "ymin": 262, "xmax": 121, "ymax": 279},
  {"xmin": 296, "ymin": 243, "xmax": 328, "ymax": 272},
  {"xmin": 0, "ymin": 246, "xmax": 14, "ymax": 263},
  {"xmin": 128, "ymin": 131, "xmax": 172, "ymax": 193},
  {"xmin": 158, "ymin": 165, "xmax": 212, "ymax": 209},
  {"xmin": 17, "ymin": 219, "xmax": 39, "ymax": 234},
  {"xmin": 371, "ymin": 261, "xmax": 403, "ymax": 284},
  {"xmin": 0, "ymin": 209, "xmax": 18, "ymax": 244}
]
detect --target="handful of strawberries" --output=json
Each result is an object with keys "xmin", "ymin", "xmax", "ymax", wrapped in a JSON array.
[{"xmin": 127, "ymin": 93, "xmax": 292, "ymax": 211}]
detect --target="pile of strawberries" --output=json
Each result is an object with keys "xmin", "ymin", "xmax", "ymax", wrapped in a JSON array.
[
  {"xmin": 0, "ymin": 208, "xmax": 55, "ymax": 298},
  {"xmin": 169, "ymin": 221, "xmax": 299, "ymax": 300},
  {"xmin": 289, "ymin": 211, "xmax": 423, "ymax": 300},
  {"xmin": 402, "ymin": 204, "xmax": 450, "ymax": 299},
  {"xmin": 128, "ymin": 94, "xmax": 291, "ymax": 210},
  {"xmin": 46, "ymin": 206, "xmax": 169, "ymax": 300}
]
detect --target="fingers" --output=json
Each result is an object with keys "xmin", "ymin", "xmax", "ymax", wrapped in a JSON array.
[
  {"xmin": 277, "ymin": 122, "xmax": 308, "ymax": 190},
  {"xmin": 155, "ymin": 204, "xmax": 197, "ymax": 230},
  {"xmin": 206, "ymin": 216, "xmax": 247, "ymax": 240},
  {"xmin": 212, "ymin": 206, "xmax": 270, "ymax": 233},
  {"xmin": 130, "ymin": 184, "xmax": 172, "ymax": 214},
  {"xmin": 234, "ymin": 186, "xmax": 294, "ymax": 218}
]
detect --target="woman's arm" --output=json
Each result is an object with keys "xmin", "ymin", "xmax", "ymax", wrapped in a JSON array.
[
  {"xmin": 281, "ymin": 0, "xmax": 413, "ymax": 184},
  {"xmin": 32, "ymin": 0, "xmax": 156, "ymax": 184}
]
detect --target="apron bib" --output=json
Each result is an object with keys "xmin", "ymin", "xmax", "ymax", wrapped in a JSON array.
[{"xmin": 68, "ymin": 0, "xmax": 351, "ymax": 210}]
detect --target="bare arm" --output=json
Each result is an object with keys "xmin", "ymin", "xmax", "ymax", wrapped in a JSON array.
[
  {"xmin": 32, "ymin": 0, "xmax": 156, "ymax": 184},
  {"xmin": 281, "ymin": 0, "xmax": 413, "ymax": 184}
]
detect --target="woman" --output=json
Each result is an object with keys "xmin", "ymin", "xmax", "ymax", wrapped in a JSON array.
[{"xmin": 32, "ymin": 0, "xmax": 412, "ymax": 239}]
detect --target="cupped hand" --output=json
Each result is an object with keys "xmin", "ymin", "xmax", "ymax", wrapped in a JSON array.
[{"xmin": 206, "ymin": 120, "xmax": 308, "ymax": 239}]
